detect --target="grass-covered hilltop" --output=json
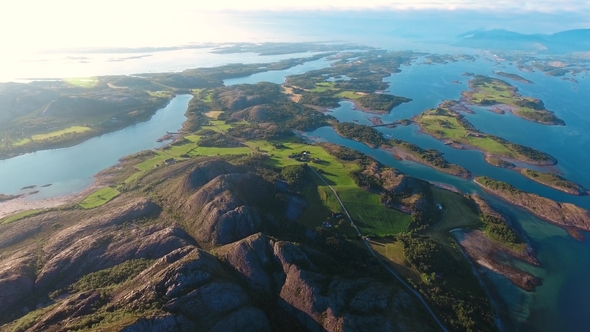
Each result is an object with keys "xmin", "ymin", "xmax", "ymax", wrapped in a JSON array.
[
  {"xmin": 462, "ymin": 74, "xmax": 565, "ymax": 125},
  {"xmin": 415, "ymin": 100, "xmax": 557, "ymax": 166}
]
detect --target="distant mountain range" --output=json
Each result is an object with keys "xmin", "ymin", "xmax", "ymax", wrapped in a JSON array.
[{"xmin": 455, "ymin": 29, "xmax": 590, "ymax": 53}]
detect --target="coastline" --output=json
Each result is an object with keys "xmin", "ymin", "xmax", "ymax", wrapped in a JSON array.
[
  {"xmin": 0, "ymin": 97, "xmax": 173, "ymax": 161},
  {"xmin": 520, "ymin": 169, "xmax": 588, "ymax": 196},
  {"xmin": 0, "ymin": 155, "xmax": 122, "ymax": 220},
  {"xmin": 474, "ymin": 177, "xmax": 590, "ymax": 238},
  {"xmin": 384, "ymin": 146, "xmax": 472, "ymax": 179},
  {"xmin": 348, "ymin": 99, "xmax": 390, "ymax": 115},
  {"xmin": 460, "ymin": 84, "xmax": 565, "ymax": 126},
  {"xmin": 0, "ymin": 181, "xmax": 99, "ymax": 220},
  {"xmin": 413, "ymin": 113, "xmax": 558, "ymax": 167},
  {"xmin": 456, "ymin": 229, "xmax": 541, "ymax": 291}
]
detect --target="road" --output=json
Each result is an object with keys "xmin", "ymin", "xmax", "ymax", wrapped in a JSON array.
[{"xmin": 308, "ymin": 165, "xmax": 449, "ymax": 332}]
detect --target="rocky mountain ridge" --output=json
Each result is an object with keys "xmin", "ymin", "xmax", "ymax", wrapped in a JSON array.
[{"xmin": 0, "ymin": 159, "xmax": 437, "ymax": 331}]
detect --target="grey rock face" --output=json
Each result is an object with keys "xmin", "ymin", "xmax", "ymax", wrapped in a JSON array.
[
  {"xmin": 216, "ymin": 233, "xmax": 279, "ymax": 294},
  {"xmin": 183, "ymin": 173, "xmax": 275, "ymax": 246}
]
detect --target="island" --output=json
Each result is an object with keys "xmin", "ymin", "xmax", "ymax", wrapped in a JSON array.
[
  {"xmin": 521, "ymin": 168, "xmax": 588, "ymax": 195},
  {"xmin": 333, "ymin": 122, "xmax": 471, "ymax": 178},
  {"xmin": 475, "ymin": 176, "xmax": 590, "ymax": 238},
  {"xmin": 494, "ymin": 71, "xmax": 534, "ymax": 84},
  {"xmin": 414, "ymin": 101, "xmax": 557, "ymax": 166},
  {"xmin": 284, "ymin": 50, "xmax": 415, "ymax": 113},
  {"xmin": 462, "ymin": 75, "xmax": 565, "ymax": 125}
]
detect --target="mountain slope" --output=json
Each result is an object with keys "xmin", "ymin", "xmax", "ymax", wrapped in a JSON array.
[
  {"xmin": 456, "ymin": 28, "xmax": 590, "ymax": 52},
  {"xmin": 0, "ymin": 158, "xmax": 440, "ymax": 331}
]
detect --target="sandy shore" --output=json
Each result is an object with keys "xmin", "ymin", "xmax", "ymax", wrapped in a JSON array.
[{"xmin": 0, "ymin": 177, "xmax": 106, "ymax": 220}]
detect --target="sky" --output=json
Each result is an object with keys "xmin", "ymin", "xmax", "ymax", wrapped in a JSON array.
[{"xmin": 1, "ymin": 0, "xmax": 588, "ymax": 53}]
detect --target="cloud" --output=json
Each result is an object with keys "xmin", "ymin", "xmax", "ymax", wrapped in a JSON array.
[
  {"xmin": 1, "ymin": 0, "xmax": 587, "ymax": 53},
  {"xmin": 7, "ymin": 0, "xmax": 590, "ymax": 13},
  {"xmin": 172, "ymin": 0, "xmax": 590, "ymax": 12}
]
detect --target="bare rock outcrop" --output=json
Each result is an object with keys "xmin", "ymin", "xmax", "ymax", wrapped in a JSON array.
[
  {"xmin": 115, "ymin": 247, "xmax": 272, "ymax": 332},
  {"xmin": 0, "ymin": 250, "xmax": 37, "ymax": 314},
  {"xmin": 183, "ymin": 173, "xmax": 275, "ymax": 246},
  {"xmin": 35, "ymin": 225, "xmax": 194, "ymax": 291},
  {"xmin": 121, "ymin": 315, "xmax": 196, "ymax": 332},
  {"xmin": 218, "ymin": 234, "xmax": 435, "ymax": 332},
  {"xmin": 180, "ymin": 159, "xmax": 242, "ymax": 193},
  {"xmin": 216, "ymin": 233, "xmax": 280, "ymax": 294}
]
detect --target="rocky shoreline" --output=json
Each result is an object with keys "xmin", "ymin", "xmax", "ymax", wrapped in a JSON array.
[
  {"xmin": 457, "ymin": 230, "xmax": 542, "ymax": 291},
  {"xmin": 520, "ymin": 168, "xmax": 588, "ymax": 196},
  {"xmin": 385, "ymin": 146, "xmax": 472, "ymax": 179},
  {"xmin": 413, "ymin": 101, "xmax": 558, "ymax": 167},
  {"xmin": 475, "ymin": 177, "xmax": 590, "ymax": 238}
]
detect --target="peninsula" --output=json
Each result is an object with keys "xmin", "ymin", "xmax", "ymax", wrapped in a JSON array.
[
  {"xmin": 521, "ymin": 169, "xmax": 588, "ymax": 195},
  {"xmin": 475, "ymin": 176, "xmax": 590, "ymax": 237}
]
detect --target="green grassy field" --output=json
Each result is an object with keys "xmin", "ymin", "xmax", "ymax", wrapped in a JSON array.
[
  {"xmin": 335, "ymin": 91, "xmax": 363, "ymax": 100},
  {"xmin": 115, "ymin": 113, "xmax": 409, "ymax": 237},
  {"xmin": 425, "ymin": 188, "xmax": 482, "ymax": 248},
  {"xmin": 416, "ymin": 110, "xmax": 516, "ymax": 157},
  {"xmin": 246, "ymin": 139, "xmax": 411, "ymax": 236},
  {"xmin": 13, "ymin": 138, "xmax": 31, "ymax": 146},
  {"xmin": 0, "ymin": 209, "xmax": 44, "ymax": 225},
  {"xmin": 124, "ymin": 123, "xmax": 253, "ymax": 183},
  {"xmin": 147, "ymin": 91, "xmax": 174, "ymax": 98},
  {"xmin": 369, "ymin": 239, "xmax": 421, "ymax": 281},
  {"xmin": 31, "ymin": 126, "xmax": 92, "ymax": 141},
  {"xmin": 79, "ymin": 187, "xmax": 120, "ymax": 209},
  {"xmin": 310, "ymin": 82, "xmax": 338, "ymax": 93},
  {"xmin": 336, "ymin": 187, "xmax": 412, "ymax": 236},
  {"xmin": 468, "ymin": 78, "xmax": 556, "ymax": 118},
  {"xmin": 63, "ymin": 77, "xmax": 98, "ymax": 88},
  {"xmin": 262, "ymin": 141, "xmax": 359, "ymax": 184}
]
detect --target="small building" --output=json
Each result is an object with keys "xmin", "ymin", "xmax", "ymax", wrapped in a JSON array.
[{"xmin": 164, "ymin": 158, "xmax": 176, "ymax": 165}]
